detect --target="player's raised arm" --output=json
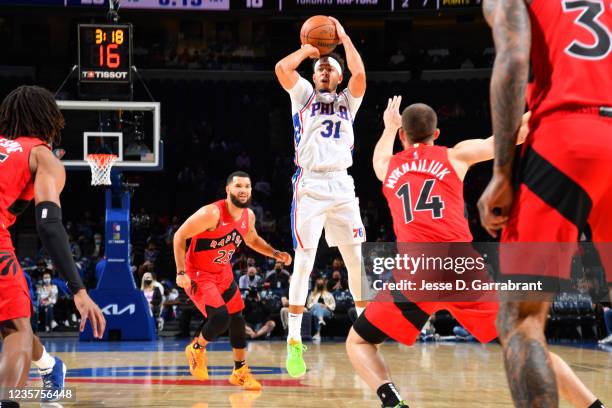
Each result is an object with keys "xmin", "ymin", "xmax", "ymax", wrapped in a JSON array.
[
  {"xmin": 275, "ymin": 45, "xmax": 320, "ymax": 91},
  {"xmin": 373, "ymin": 96, "xmax": 402, "ymax": 181},
  {"xmin": 449, "ymin": 111, "xmax": 531, "ymax": 170},
  {"xmin": 173, "ymin": 204, "xmax": 220, "ymax": 284},
  {"xmin": 329, "ymin": 17, "xmax": 366, "ymax": 98},
  {"xmin": 32, "ymin": 146, "xmax": 106, "ymax": 339},
  {"xmin": 244, "ymin": 209, "xmax": 292, "ymax": 266}
]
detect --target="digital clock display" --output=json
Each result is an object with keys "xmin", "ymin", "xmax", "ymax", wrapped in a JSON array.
[{"xmin": 78, "ymin": 24, "xmax": 132, "ymax": 84}]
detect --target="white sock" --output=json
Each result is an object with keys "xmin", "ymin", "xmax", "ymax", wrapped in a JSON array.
[
  {"xmin": 356, "ymin": 306, "xmax": 365, "ymax": 316},
  {"xmin": 33, "ymin": 347, "xmax": 56, "ymax": 373},
  {"xmin": 288, "ymin": 313, "xmax": 303, "ymax": 343}
]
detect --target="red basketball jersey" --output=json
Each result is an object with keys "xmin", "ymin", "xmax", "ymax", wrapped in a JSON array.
[
  {"xmin": 382, "ymin": 145, "xmax": 472, "ymax": 243},
  {"xmin": 186, "ymin": 199, "xmax": 249, "ymax": 274},
  {"xmin": 527, "ymin": 0, "xmax": 612, "ymax": 120},
  {"xmin": 0, "ymin": 136, "xmax": 49, "ymax": 251}
]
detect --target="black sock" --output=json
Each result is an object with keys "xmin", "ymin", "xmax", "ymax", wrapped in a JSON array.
[
  {"xmin": 589, "ymin": 400, "xmax": 605, "ymax": 408},
  {"xmin": 234, "ymin": 360, "xmax": 246, "ymax": 370},
  {"xmin": 377, "ymin": 382, "xmax": 402, "ymax": 407}
]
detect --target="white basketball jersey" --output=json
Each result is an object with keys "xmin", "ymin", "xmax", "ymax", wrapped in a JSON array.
[{"xmin": 288, "ymin": 76, "xmax": 363, "ymax": 172}]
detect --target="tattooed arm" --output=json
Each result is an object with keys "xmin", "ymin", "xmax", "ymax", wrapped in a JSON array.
[
  {"xmin": 477, "ymin": 0, "xmax": 531, "ymax": 237},
  {"xmin": 485, "ymin": 0, "xmax": 531, "ymax": 175}
]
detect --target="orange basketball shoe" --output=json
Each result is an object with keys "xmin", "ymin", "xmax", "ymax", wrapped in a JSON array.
[
  {"xmin": 228, "ymin": 364, "xmax": 262, "ymax": 391},
  {"xmin": 185, "ymin": 340, "xmax": 208, "ymax": 380}
]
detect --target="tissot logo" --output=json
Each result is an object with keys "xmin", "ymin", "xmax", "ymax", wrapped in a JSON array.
[
  {"xmin": 101, "ymin": 304, "xmax": 136, "ymax": 315},
  {"xmin": 82, "ymin": 71, "xmax": 129, "ymax": 80}
]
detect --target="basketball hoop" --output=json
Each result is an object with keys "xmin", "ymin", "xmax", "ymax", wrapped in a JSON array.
[{"xmin": 86, "ymin": 154, "xmax": 118, "ymax": 186}]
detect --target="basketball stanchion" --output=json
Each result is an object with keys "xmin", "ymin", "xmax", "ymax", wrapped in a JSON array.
[{"xmin": 79, "ymin": 165, "xmax": 156, "ymax": 341}]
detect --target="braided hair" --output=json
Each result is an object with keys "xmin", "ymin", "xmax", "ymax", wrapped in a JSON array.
[{"xmin": 0, "ymin": 85, "xmax": 64, "ymax": 145}]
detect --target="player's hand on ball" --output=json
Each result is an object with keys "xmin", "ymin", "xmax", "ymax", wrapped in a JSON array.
[
  {"xmin": 328, "ymin": 16, "xmax": 346, "ymax": 43},
  {"xmin": 383, "ymin": 95, "xmax": 403, "ymax": 131},
  {"xmin": 516, "ymin": 111, "xmax": 531, "ymax": 145},
  {"xmin": 477, "ymin": 174, "xmax": 513, "ymax": 238},
  {"xmin": 176, "ymin": 272, "xmax": 191, "ymax": 290},
  {"xmin": 275, "ymin": 251, "xmax": 293, "ymax": 266},
  {"xmin": 301, "ymin": 44, "xmax": 320, "ymax": 59},
  {"xmin": 74, "ymin": 289, "xmax": 106, "ymax": 339}
]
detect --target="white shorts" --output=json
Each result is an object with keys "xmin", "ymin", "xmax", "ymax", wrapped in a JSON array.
[{"xmin": 290, "ymin": 168, "xmax": 366, "ymax": 250}]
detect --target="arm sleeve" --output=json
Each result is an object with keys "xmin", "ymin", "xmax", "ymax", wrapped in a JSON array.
[
  {"xmin": 287, "ymin": 76, "xmax": 315, "ymax": 112},
  {"xmin": 35, "ymin": 202, "xmax": 86, "ymax": 295}
]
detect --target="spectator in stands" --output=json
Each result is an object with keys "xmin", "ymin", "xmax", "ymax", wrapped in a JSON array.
[
  {"xmin": 265, "ymin": 261, "xmax": 290, "ymax": 291},
  {"xmin": 91, "ymin": 232, "xmax": 103, "ymax": 258},
  {"xmin": 261, "ymin": 210, "xmax": 277, "ymax": 233},
  {"xmin": 144, "ymin": 241, "xmax": 159, "ymax": 264},
  {"xmin": 235, "ymin": 150, "xmax": 251, "ymax": 170},
  {"xmin": 244, "ymin": 287, "xmax": 276, "ymax": 339},
  {"xmin": 327, "ymin": 270, "xmax": 348, "ymax": 293},
  {"xmin": 307, "ymin": 278, "xmax": 336, "ymax": 341},
  {"xmin": 141, "ymin": 272, "xmax": 163, "ymax": 330},
  {"xmin": 37, "ymin": 271, "xmax": 59, "ymax": 332},
  {"xmin": 239, "ymin": 266, "xmax": 262, "ymax": 290},
  {"xmin": 68, "ymin": 234, "xmax": 82, "ymax": 259},
  {"xmin": 389, "ymin": 49, "xmax": 406, "ymax": 69},
  {"xmin": 599, "ymin": 305, "xmax": 612, "ymax": 345}
]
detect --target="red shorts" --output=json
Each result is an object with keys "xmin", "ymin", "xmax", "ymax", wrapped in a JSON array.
[
  {"xmin": 0, "ymin": 250, "xmax": 32, "ymax": 323},
  {"xmin": 501, "ymin": 110, "xmax": 612, "ymax": 283},
  {"xmin": 354, "ymin": 299, "xmax": 498, "ymax": 346},
  {"xmin": 185, "ymin": 268, "xmax": 244, "ymax": 317}
]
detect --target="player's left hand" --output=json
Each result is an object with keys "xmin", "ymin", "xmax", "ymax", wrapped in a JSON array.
[
  {"xmin": 477, "ymin": 174, "xmax": 513, "ymax": 238},
  {"xmin": 274, "ymin": 251, "xmax": 293, "ymax": 266},
  {"xmin": 383, "ymin": 95, "xmax": 402, "ymax": 131},
  {"xmin": 328, "ymin": 16, "xmax": 347, "ymax": 43}
]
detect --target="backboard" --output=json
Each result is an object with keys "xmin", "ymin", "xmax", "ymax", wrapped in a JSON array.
[{"xmin": 56, "ymin": 100, "xmax": 162, "ymax": 171}]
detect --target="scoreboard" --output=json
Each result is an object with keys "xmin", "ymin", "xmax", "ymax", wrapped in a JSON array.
[
  {"xmin": 4, "ymin": 0, "xmax": 481, "ymax": 12},
  {"xmin": 78, "ymin": 24, "xmax": 132, "ymax": 83}
]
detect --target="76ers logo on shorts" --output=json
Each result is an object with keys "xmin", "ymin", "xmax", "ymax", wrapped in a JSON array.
[{"xmin": 353, "ymin": 228, "xmax": 364, "ymax": 238}]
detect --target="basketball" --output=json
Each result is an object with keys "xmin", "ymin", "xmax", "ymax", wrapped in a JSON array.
[{"xmin": 300, "ymin": 15, "xmax": 338, "ymax": 55}]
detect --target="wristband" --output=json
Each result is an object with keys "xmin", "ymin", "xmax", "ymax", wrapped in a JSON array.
[{"xmin": 272, "ymin": 250, "xmax": 280, "ymax": 258}]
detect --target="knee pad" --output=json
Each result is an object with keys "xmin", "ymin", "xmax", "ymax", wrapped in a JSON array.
[
  {"xmin": 338, "ymin": 244, "xmax": 364, "ymax": 302},
  {"xmin": 201, "ymin": 305, "xmax": 230, "ymax": 341},
  {"xmin": 289, "ymin": 248, "xmax": 317, "ymax": 305},
  {"xmin": 228, "ymin": 312, "xmax": 247, "ymax": 349}
]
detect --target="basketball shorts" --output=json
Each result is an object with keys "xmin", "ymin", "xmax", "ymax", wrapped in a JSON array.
[
  {"xmin": 501, "ymin": 109, "xmax": 612, "ymax": 284},
  {"xmin": 353, "ymin": 298, "xmax": 499, "ymax": 346},
  {"xmin": 0, "ymin": 250, "xmax": 32, "ymax": 323},
  {"xmin": 186, "ymin": 268, "xmax": 244, "ymax": 317},
  {"xmin": 291, "ymin": 168, "xmax": 365, "ymax": 250}
]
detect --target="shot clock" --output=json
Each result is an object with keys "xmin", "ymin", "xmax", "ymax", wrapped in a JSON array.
[{"xmin": 78, "ymin": 24, "xmax": 133, "ymax": 84}]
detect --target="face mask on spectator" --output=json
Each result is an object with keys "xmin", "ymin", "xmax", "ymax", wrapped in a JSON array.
[
  {"xmin": 317, "ymin": 283, "xmax": 325, "ymax": 290},
  {"xmin": 43, "ymin": 278, "xmax": 51, "ymax": 284},
  {"xmin": 144, "ymin": 279, "xmax": 152, "ymax": 286}
]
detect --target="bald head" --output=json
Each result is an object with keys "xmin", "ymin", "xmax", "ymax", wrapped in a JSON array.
[{"xmin": 401, "ymin": 103, "xmax": 438, "ymax": 143}]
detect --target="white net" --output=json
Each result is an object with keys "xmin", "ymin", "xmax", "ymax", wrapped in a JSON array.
[{"xmin": 86, "ymin": 154, "xmax": 118, "ymax": 186}]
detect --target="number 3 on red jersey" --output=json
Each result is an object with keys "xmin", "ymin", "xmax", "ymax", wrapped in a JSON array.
[{"xmin": 563, "ymin": 0, "xmax": 612, "ymax": 60}]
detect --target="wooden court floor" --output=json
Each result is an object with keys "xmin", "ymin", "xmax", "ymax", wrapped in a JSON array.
[{"xmin": 18, "ymin": 339, "xmax": 612, "ymax": 408}]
